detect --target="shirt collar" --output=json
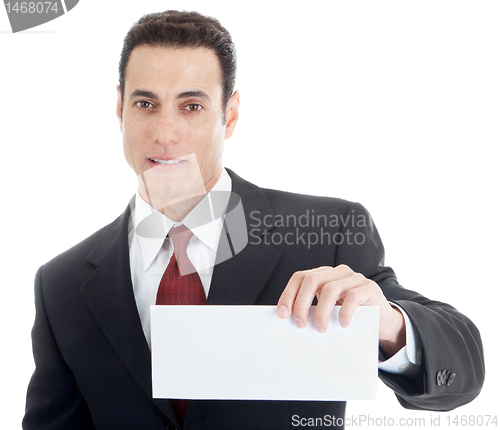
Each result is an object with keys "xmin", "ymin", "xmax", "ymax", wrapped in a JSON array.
[{"xmin": 132, "ymin": 169, "xmax": 232, "ymax": 270}]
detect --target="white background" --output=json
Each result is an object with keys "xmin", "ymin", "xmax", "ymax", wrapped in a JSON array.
[{"xmin": 1, "ymin": 0, "xmax": 498, "ymax": 428}]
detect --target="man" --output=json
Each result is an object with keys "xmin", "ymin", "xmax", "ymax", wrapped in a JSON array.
[{"xmin": 23, "ymin": 10, "xmax": 484, "ymax": 430}]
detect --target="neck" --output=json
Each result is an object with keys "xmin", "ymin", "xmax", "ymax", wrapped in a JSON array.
[
  {"xmin": 159, "ymin": 194, "xmax": 206, "ymax": 222},
  {"xmin": 139, "ymin": 166, "xmax": 223, "ymax": 222}
]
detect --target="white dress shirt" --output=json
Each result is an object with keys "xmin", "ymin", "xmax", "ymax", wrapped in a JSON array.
[
  {"xmin": 128, "ymin": 168, "xmax": 420, "ymax": 374},
  {"xmin": 128, "ymin": 169, "xmax": 231, "ymax": 347}
]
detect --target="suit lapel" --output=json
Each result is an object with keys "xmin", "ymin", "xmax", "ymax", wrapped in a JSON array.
[
  {"xmin": 80, "ymin": 202, "xmax": 177, "ymax": 421},
  {"xmin": 208, "ymin": 169, "xmax": 282, "ymax": 305}
]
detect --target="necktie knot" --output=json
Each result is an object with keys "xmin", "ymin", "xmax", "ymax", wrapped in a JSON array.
[{"xmin": 169, "ymin": 225, "xmax": 193, "ymax": 256}]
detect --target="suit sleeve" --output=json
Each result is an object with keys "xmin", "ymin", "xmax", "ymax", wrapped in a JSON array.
[
  {"xmin": 23, "ymin": 266, "xmax": 95, "ymax": 430},
  {"xmin": 334, "ymin": 202, "xmax": 485, "ymax": 411}
]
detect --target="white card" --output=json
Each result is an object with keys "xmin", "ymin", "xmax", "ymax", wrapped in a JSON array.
[{"xmin": 151, "ymin": 305, "xmax": 379, "ymax": 401}]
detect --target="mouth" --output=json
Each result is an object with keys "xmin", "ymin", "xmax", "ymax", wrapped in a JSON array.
[{"xmin": 148, "ymin": 158, "xmax": 184, "ymax": 165}]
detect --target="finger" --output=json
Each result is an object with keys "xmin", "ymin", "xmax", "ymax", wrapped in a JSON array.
[
  {"xmin": 291, "ymin": 267, "xmax": 337, "ymax": 328},
  {"xmin": 276, "ymin": 267, "xmax": 330, "ymax": 320},
  {"xmin": 338, "ymin": 278, "xmax": 380, "ymax": 328},
  {"xmin": 313, "ymin": 274, "xmax": 366, "ymax": 332}
]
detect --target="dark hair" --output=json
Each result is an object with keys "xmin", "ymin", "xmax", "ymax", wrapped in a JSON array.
[{"xmin": 118, "ymin": 10, "xmax": 237, "ymax": 120}]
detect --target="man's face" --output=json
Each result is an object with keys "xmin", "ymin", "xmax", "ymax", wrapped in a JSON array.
[{"xmin": 117, "ymin": 46, "xmax": 239, "ymax": 206}]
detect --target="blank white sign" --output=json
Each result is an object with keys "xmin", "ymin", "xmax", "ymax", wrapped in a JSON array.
[{"xmin": 151, "ymin": 305, "xmax": 379, "ymax": 401}]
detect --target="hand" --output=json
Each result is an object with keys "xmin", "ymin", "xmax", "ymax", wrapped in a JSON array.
[{"xmin": 276, "ymin": 265, "xmax": 406, "ymax": 357}]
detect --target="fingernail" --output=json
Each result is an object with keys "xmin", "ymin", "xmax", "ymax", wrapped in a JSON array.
[
  {"xmin": 315, "ymin": 324, "xmax": 325, "ymax": 333},
  {"xmin": 339, "ymin": 319, "xmax": 347, "ymax": 328},
  {"xmin": 294, "ymin": 316, "xmax": 304, "ymax": 328},
  {"xmin": 277, "ymin": 305, "xmax": 288, "ymax": 317}
]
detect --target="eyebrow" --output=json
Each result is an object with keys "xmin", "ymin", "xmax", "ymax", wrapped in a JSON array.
[
  {"xmin": 177, "ymin": 90, "xmax": 210, "ymax": 101},
  {"xmin": 129, "ymin": 89, "xmax": 210, "ymax": 101},
  {"xmin": 130, "ymin": 89, "xmax": 158, "ymax": 99}
]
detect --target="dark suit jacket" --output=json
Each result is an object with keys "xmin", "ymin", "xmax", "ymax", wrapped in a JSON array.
[{"xmin": 23, "ymin": 169, "xmax": 485, "ymax": 430}]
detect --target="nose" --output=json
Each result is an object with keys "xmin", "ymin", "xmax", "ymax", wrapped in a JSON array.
[{"xmin": 152, "ymin": 108, "xmax": 180, "ymax": 146}]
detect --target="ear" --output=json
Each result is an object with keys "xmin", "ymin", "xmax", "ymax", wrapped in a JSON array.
[
  {"xmin": 116, "ymin": 85, "xmax": 123, "ymax": 132},
  {"xmin": 224, "ymin": 90, "xmax": 240, "ymax": 139}
]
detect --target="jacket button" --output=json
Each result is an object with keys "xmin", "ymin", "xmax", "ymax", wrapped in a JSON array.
[
  {"xmin": 447, "ymin": 373, "xmax": 456, "ymax": 386},
  {"xmin": 436, "ymin": 370, "xmax": 443, "ymax": 386},
  {"xmin": 437, "ymin": 370, "xmax": 455, "ymax": 386},
  {"xmin": 166, "ymin": 424, "xmax": 177, "ymax": 430}
]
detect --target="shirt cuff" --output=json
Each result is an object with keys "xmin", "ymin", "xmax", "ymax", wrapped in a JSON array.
[{"xmin": 377, "ymin": 302, "xmax": 421, "ymax": 376}]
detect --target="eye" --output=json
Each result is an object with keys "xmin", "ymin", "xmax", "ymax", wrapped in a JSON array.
[
  {"xmin": 135, "ymin": 101, "xmax": 155, "ymax": 109},
  {"xmin": 184, "ymin": 103, "xmax": 203, "ymax": 112}
]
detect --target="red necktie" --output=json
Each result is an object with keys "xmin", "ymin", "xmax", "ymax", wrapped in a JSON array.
[{"xmin": 155, "ymin": 225, "xmax": 206, "ymax": 426}]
